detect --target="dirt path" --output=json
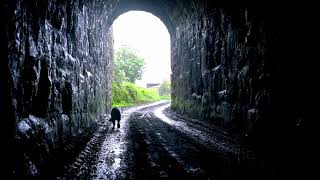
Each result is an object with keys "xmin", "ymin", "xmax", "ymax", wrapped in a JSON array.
[{"xmin": 59, "ymin": 101, "xmax": 259, "ymax": 179}]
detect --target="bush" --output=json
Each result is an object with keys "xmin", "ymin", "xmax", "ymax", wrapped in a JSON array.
[{"xmin": 112, "ymin": 82, "xmax": 162, "ymax": 107}]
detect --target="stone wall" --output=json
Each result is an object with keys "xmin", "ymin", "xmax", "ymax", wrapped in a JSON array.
[
  {"xmin": 171, "ymin": 6, "xmax": 311, "ymax": 178},
  {"xmin": 171, "ymin": 8, "xmax": 277, "ymax": 136},
  {"xmin": 2, "ymin": 0, "xmax": 114, "ymax": 175}
]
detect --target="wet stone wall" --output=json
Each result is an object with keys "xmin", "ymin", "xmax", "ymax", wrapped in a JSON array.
[
  {"xmin": 171, "ymin": 8, "xmax": 273, "ymax": 135},
  {"xmin": 4, "ymin": 0, "xmax": 113, "ymax": 175}
]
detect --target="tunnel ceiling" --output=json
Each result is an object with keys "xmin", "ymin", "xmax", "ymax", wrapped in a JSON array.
[{"xmin": 108, "ymin": 0, "xmax": 204, "ymax": 38}]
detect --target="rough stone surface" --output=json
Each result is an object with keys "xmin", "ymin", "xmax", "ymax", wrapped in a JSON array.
[
  {"xmin": 2, "ymin": 0, "xmax": 114, "ymax": 175},
  {"xmin": 171, "ymin": 8, "xmax": 272, "ymax": 135},
  {"xmin": 1, "ymin": 0, "xmax": 311, "ymax": 178}
]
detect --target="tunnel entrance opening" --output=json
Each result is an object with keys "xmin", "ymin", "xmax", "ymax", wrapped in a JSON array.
[{"xmin": 111, "ymin": 11, "xmax": 171, "ymax": 107}]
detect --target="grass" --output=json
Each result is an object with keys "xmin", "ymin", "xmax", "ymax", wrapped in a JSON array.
[
  {"xmin": 160, "ymin": 95, "xmax": 171, "ymax": 100},
  {"xmin": 112, "ymin": 82, "xmax": 169, "ymax": 107}
]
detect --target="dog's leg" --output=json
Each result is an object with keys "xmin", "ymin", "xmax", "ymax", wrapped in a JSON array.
[{"xmin": 117, "ymin": 120, "xmax": 120, "ymax": 128}]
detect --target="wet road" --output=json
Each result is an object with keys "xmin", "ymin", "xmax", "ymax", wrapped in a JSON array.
[{"xmin": 59, "ymin": 101, "xmax": 258, "ymax": 179}]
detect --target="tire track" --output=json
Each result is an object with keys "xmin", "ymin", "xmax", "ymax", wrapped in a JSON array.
[
  {"xmin": 57, "ymin": 101, "xmax": 170, "ymax": 179},
  {"xmin": 58, "ymin": 124, "xmax": 111, "ymax": 178}
]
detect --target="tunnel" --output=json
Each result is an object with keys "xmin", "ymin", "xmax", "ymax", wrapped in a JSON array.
[{"xmin": 0, "ymin": 0, "xmax": 312, "ymax": 178}]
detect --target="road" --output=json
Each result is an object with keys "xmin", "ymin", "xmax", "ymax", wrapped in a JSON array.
[{"xmin": 58, "ymin": 101, "xmax": 258, "ymax": 180}]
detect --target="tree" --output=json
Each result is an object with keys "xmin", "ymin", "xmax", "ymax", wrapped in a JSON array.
[{"xmin": 113, "ymin": 47, "xmax": 145, "ymax": 83}]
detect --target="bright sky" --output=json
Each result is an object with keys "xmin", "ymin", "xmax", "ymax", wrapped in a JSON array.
[{"xmin": 112, "ymin": 11, "xmax": 171, "ymax": 87}]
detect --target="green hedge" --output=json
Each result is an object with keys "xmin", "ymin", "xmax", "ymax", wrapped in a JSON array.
[{"xmin": 112, "ymin": 82, "xmax": 163, "ymax": 107}]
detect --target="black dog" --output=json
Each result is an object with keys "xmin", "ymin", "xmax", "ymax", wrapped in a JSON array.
[{"xmin": 109, "ymin": 107, "xmax": 121, "ymax": 129}]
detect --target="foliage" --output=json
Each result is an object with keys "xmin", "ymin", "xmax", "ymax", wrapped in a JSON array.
[
  {"xmin": 112, "ymin": 82, "xmax": 162, "ymax": 107},
  {"xmin": 113, "ymin": 47, "xmax": 145, "ymax": 83},
  {"xmin": 158, "ymin": 80, "xmax": 171, "ymax": 96},
  {"xmin": 160, "ymin": 95, "xmax": 171, "ymax": 100},
  {"xmin": 112, "ymin": 47, "xmax": 170, "ymax": 107}
]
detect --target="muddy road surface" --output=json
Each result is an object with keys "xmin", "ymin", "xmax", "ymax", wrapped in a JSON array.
[{"xmin": 58, "ymin": 101, "xmax": 258, "ymax": 180}]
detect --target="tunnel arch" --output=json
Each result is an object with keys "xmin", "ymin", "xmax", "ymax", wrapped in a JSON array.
[
  {"xmin": 111, "ymin": 10, "xmax": 171, "ymax": 88},
  {"xmin": 107, "ymin": 1, "xmax": 176, "ymax": 39}
]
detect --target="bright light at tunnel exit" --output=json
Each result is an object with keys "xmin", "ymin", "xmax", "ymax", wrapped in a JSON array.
[{"xmin": 112, "ymin": 11, "xmax": 171, "ymax": 87}]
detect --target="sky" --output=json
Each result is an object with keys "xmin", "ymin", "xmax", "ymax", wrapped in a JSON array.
[{"xmin": 112, "ymin": 11, "xmax": 171, "ymax": 87}]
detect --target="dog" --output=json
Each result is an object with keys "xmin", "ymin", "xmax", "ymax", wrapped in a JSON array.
[{"xmin": 109, "ymin": 107, "xmax": 121, "ymax": 129}]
